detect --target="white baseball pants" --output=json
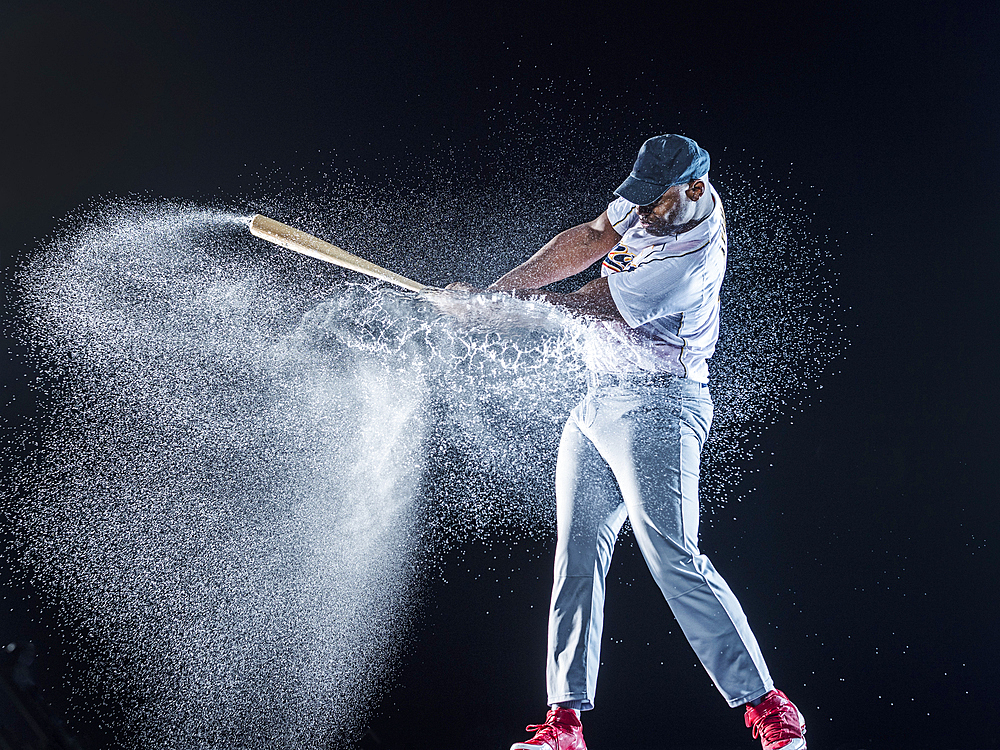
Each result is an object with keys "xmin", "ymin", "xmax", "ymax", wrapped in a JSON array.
[{"xmin": 545, "ymin": 375, "xmax": 774, "ymax": 709}]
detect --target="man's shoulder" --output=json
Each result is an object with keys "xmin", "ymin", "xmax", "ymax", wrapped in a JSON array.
[{"xmin": 607, "ymin": 195, "xmax": 637, "ymax": 230}]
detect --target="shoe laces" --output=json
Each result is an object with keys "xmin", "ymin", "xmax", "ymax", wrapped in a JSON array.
[
  {"xmin": 524, "ymin": 722, "xmax": 559, "ymax": 744},
  {"xmin": 524, "ymin": 709, "xmax": 575, "ymax": 748},
  {"xmin": 745, "ymin": 695, "xmax": 802, "ymax": 747}
]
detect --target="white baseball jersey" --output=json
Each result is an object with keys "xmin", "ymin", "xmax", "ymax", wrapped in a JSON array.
[{"xmin": 583, "ymin": 181, "xmax": 727, "ymax": 382}]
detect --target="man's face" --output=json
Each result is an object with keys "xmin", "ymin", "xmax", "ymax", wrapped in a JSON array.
[{"xmin": 636, "ymin": 180, "xmax": 704, "ymax": 236}]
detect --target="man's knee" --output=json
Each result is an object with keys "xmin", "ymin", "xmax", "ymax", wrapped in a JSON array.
[{"xmin": 641, "ymin": 548, "xmax": 715, "ymax": 599}]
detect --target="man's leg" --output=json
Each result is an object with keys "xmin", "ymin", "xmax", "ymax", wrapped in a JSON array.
[
  {"xmin": 591, "ymin": 383, "xmax": 773, "ymax": 706},
  {"xmin": 511, "ymin": 402, "xmax": 623, "ymax": 750},
  {"xmin": 545, "ymin": 402, "xmax": 628, "ymax": 711}
]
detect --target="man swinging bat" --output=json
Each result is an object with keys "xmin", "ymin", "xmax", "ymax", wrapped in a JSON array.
[{"xmin": 446, "ymin": 134, "xmax": 808, "ymax": 750}]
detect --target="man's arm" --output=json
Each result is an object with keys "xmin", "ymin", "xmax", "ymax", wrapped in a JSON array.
[
  {"xmin": 513, "ymin": 276, "xmax": 625, "ymax": 323},
  {"xmin": 488, "ymin": 211, "xmax": 621, "ymax": 291},
  {"xmin": 441, "ymin": 209, "xmax": 626, "ymax": 322}
]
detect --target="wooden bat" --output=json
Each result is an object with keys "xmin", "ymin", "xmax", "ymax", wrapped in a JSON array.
[{"xmin": 248, "ymin": 214, "xmax": 428, "ymax": 292}]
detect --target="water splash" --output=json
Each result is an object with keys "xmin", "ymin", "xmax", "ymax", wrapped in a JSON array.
[{"xmin": 5, "ymin": 161, "xmax": 844, "ymax": 747}]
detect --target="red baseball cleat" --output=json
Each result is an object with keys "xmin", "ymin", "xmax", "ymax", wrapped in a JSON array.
[
  {"xmin": 510, "ymin": 707, "xmax": 586, "ymax": 750},
  {"xmin": 745, "ymin": 690, "xmax": 807, "ymax": 750}
]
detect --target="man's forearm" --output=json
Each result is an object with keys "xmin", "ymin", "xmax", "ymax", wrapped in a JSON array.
[
  {"xmin": 515, "ymin": 277, "xmax": 625, "ymax": 323},
  {"xmin": 489, "ymin": 222, "xmax": 618, "ymax": 292}
]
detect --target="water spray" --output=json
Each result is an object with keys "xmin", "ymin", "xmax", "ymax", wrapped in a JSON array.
[
  {"xmin": 9, "ymin": 170, "xmax": 843, "ymax": 748},
  {"xmin": 248, "ymin": 214, "xmax": 430, "ymax": 292}
]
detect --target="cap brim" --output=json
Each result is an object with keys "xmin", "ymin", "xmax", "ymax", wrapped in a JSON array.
[{"xmin": 614, "ymin": 176, "xmax": 668, "ymax": 206}]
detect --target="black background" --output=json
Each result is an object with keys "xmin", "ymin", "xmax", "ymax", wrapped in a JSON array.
[{"xmin": 2, "ymin": 1, "xmax": 998, "ymax": 749}]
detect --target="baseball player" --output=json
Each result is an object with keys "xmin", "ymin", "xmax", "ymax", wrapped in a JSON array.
[{"xmin": 446, "ymin": 134, "xmax": 806, "ymax": 750}]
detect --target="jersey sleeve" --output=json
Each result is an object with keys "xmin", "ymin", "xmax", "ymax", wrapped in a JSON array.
[
  {"xmin": 606, "ymin": 240, "xmax": 709, "ymax": 328},
  {"xmin": 606, "ymin": 196, "xmax": 638, "ymax": 235}
]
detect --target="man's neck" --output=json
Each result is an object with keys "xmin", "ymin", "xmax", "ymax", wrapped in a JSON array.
[{"xmin": 668, "ymin": 193, "xmax": 715, "ymax": 237}]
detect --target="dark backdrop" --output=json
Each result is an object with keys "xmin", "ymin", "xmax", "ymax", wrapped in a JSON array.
[{"xmin": 3, "ymin": 2, "xmax": 998, "ymax": 749}]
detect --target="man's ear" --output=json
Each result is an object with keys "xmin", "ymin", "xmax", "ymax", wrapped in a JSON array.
[{"xmin": 686, "ymin": 180, "xmax": 706, "ymax": 201}]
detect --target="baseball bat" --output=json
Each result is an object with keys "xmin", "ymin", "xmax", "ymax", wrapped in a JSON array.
[{"xmin": 248, "ymin": 214, "xmax": 428, "ymax": 292}]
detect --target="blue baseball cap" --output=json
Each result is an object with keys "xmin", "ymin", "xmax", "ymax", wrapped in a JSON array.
[{"xmin": 614, "ymin": 134, "xmax": 711, "ymax": 206}]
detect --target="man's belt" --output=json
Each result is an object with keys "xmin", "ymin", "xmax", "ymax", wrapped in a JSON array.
[{"xmin": 586, "ymin": 371, "xmax": 709, "ymax": 389}]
